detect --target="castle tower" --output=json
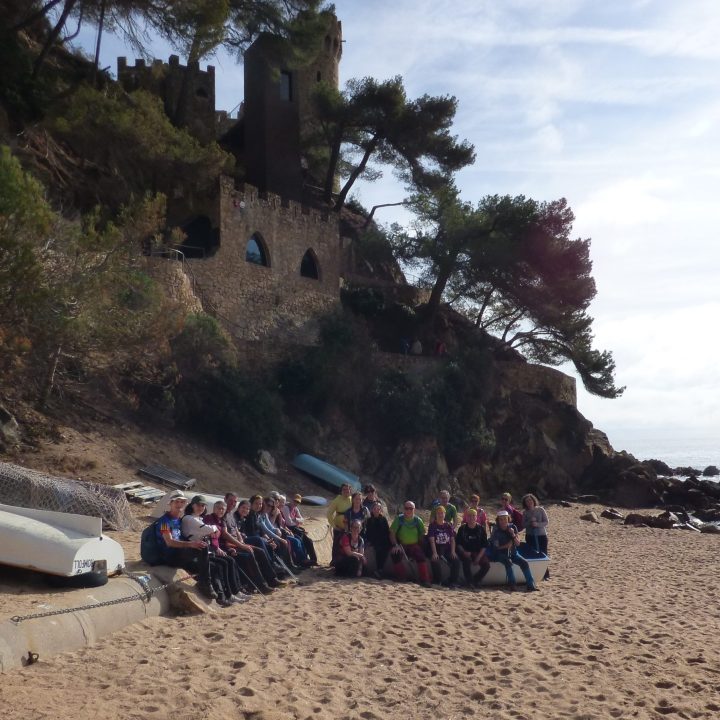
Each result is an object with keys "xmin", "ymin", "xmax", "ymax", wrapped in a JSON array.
[
  {"xmin": 117, "ymin": 56, "xmax": 217, "ymax": 145},
  {"xmin": 243, "ymin": 13, "xmax": 342, "ymax": 201}
]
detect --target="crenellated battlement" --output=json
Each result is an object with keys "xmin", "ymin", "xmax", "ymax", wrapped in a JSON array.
[
  {"xmin": 219, "ymin": 176, "xmax": 333, "ymax": 225},
  {"xmin": 117, "ymin": 55, "xmax": 216, "ymax": 79}
]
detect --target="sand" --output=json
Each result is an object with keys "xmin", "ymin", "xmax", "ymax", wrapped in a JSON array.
[{"xmin": 1, "ymin": 504, "xmax": 720, "ymax": 720}]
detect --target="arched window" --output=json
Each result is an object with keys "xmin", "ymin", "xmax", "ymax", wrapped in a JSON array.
[
  {"xmin": 300, "ymin": 249, "xmax": 320, "ymax": 279},
  {"xmin": 246, "ymin": 233, "xmax": 269, "ymax": 266}
]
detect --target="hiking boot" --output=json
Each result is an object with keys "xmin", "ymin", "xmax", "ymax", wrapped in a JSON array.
[
  {"xmin": 258, "ymin": 584, "xmax": 274, "ymax": 595},
  {"xmin": 526, "ymin": 585, "xmax": 540, "ymax": 592},
  {"xmin": 216, "ymin": 594, "xmax": 234, "ymax": 607}
]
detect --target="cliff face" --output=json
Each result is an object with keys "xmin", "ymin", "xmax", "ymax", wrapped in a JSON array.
[{"xmin": 284, "ymin": 353, "xmax": 615, "ymax": 508}]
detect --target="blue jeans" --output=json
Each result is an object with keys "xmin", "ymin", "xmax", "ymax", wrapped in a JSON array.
[{"xmin": 496, "ymin": 549, "xmax": 536, "ymax": 589}]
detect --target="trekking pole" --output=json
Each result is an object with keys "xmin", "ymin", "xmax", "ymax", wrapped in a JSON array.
[
  {"xmin": 235, "ymin": 565, "xmax": 267, "ymax": 602},
  {"xmin": 276, "ymin": 556, "xmax": 299, "ymax": 582}
]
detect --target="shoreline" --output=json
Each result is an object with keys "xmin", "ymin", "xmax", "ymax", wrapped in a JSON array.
[{"xmin": 1, "ymin": 504, "xmax": 719, "ymax": 719}]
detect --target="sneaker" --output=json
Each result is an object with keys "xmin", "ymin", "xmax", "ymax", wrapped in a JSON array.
[
  {"xmin": 197, "ymin": 583, "xmax": 217, "ymax": 600},
  {"xmin": 258, "ymin": 584, "xmax": 274, "ymax": 595},
  {"xmin": 217, "ymin": 595, "xmax": 234, "ymax": 607},
  {"xmin": 526, "ymin": 586, "xmax": 540, "ymax": 592},
  {"xmin": 231, "ymin": 594, "xmax": 250, "ymax": 603}
]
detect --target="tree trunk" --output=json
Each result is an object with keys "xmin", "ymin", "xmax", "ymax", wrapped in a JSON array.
[
  {"xmin": 91, "ymin": 0, "xmax": 106, "ymax": 86},
  {"xmin": 39, "ymin": 343, "xmax": 62, "ymax": 408},
  {"xmin": 425, "ymin": 255, "xmax": 457, "ymax": 321},
  {"xmin": 323, "ymin": 127, "xmax": 344, "ymax": 204},
  {"xmin": 334, "ymin": 137, "xmax": 377, "ymax": 210},
  {"xmin": 32, "ymin": 0, "xmax": 78, "ymax": 78}
]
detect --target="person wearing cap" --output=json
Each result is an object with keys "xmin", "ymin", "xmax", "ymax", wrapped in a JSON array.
[
  {"xmin": 488, "ymin": 510, "xmax": 538, "ymax": 592},
  {"xmin": 281, "ymin": 494, "xmax": 318, "ymax": 566},
  {"xmin": 153, "ymin": 492, "xmax": 214, "ymax": 599},
  {"xmin": 182, "ymin": 495, "xmax": 243, "ymax": 606},
  {"xmin": 326, "ymin": 483, "xmax": 353, "ymax": 565},
  {"xmin": 430, "ymin": 490, "xmax": 459, "ymax": 527}
]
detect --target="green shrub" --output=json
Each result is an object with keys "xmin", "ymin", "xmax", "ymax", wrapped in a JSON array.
[{"xmin": 175, "ymin": 367, "xmax": 282, "ymax": 458}]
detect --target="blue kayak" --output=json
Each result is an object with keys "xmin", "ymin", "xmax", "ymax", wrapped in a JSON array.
[{"xmin": 292, "ymin": 454, "xmax": 361, "ymax": 492}]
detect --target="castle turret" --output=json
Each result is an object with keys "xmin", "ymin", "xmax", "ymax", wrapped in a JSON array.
[{"xmin": 243, "ymin": 13, "xmax": 342, "ymax": 201}]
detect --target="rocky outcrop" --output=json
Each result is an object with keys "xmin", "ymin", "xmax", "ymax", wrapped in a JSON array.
[
  {"xmin": 0, "ymin": 404, "xmax": 20, "ymax": 451},
  {"xmin": 703, "ymin": 465, "xmax": 719, "ymax": 477}
]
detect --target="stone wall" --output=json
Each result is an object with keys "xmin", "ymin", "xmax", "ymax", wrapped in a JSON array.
[
  {"xmin": 142, "ymin": 256, "xmax": 202, "ymax": 313},
  {"xmin": 186, "ymin": 178, "xmax": 341, "ymax": 343},
  {"xmin": 496, "ymin": 361, "xmax": 577, "ymax": 407}
]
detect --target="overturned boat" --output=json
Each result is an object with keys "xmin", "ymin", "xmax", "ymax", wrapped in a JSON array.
[{"xmin": 0, "ymin": 503, "xmax": 125, "ymax": 587}]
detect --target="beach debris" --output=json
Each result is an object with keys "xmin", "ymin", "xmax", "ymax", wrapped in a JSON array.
[
  {"xmin": 257, "ymin": 450, "xmax": 277, "ymax": 475},
  {"xmin": 601, "ymin": 508, "xmax": 625, "ymax": 521},
  {"xmin": 676, "ymin": 522, "xmax": 701, "ymax": 532},
  {"xmin": 580, "ymin": 511, "xmax": 600, "ymax": 523},
  {"xmin": 560, "ymin": 500, "xmax": 573, "ymax": 508},
  {"xmin": 138, "ymin": 464, "xmax": 196, "ymax": 490},
  {"xmin": 576, "ymin": 495, "xmax": 600, "ymax": 503},
  {"xmin": 699, "ymin": 523, "xmax": 720, "ymax": 534}
]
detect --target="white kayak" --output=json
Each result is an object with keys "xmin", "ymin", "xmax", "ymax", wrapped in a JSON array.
[{"xmin": 0, "ymin": 503, "xmax": 125, "ymax": 587}]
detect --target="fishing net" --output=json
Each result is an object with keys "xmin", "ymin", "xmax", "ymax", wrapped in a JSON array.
[{"xmin": 0, "ymin": 461, "xmax": 135, "ymax": 531}]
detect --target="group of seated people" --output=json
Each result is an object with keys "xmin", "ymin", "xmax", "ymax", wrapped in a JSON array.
[
  {"xmin": 147, "ymin": 482, "xmax": 549, "ymax": 605},
  {"xmin": 328, "ymin": 485, "xmax": 549, "ymax": 593},
  {"xmin": 149, "ymin": 490, "xmax": 318, "ymax": 606}
]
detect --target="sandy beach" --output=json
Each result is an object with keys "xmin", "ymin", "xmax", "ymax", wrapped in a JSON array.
[{"xmin": 1, "ymin": 504, "xmax": 720, "ymax": 720}]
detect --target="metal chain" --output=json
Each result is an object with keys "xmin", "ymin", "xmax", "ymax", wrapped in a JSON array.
[{"xmin": 10, "ymin": 572, "xmax": 194, "ymax": 625}]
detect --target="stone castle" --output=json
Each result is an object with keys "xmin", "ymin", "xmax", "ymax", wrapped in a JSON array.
[
  {"xmin": 120, "ymin": 15, "xmax": 345, "ymax": 346},
  {"xmin": 120, "ymin": 14, "xmax": 578, "ymax": 407}
]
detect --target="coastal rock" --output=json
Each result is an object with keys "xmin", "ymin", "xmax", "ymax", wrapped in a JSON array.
[
  {"xmin": 256, "ymin": 450, "xmax": 277, "ymax": 475},
  {"xmin": 580, "ymin": 511, "xmax": 600, "ymax": 523},
  {"xmin": 702, "ymin": 465, "xmax": 719, "ymax": 477},
  {"xmin": 0, "ymin": 404, "xmax": 20, "ymax": 451},
  {"xmin": 645, "ymin": 458, "xmax": 673, "ymax": 476},
  {"xmin": 601, "ymin": 508, "xmax": 625, "ymax": 521},
  {"xmin": 624, "ymin": 512, "xmax": 675, "ymax": 529},
  {"xmin": 674, "ymin": 466, "xmax": 701, "ymax": 477},
  {"xmin": 700, "ymin": 523, "xmax": 720, "ymax": 534}
]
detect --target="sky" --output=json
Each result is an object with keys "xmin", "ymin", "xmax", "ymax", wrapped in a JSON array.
[{"xmin": 72, "ymin": 0, "xmax": 720, "ymax": 459}]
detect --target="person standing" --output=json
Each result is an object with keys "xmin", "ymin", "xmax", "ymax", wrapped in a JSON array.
[
  {"xmin": 522, "ymin": 493, "xmax": 550, "ymax": 580},
  {"xmin": 431, "ymin": 489, "xmax": 459, "ymax": 527},
  {"xmin": 326, "ymin": 482, "xmax": 353, "ymax": 564}
]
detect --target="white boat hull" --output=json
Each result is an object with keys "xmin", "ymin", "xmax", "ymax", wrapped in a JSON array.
[{"xmin": 0, "ymin": 503, "xmax": 125, "ymax": 584}]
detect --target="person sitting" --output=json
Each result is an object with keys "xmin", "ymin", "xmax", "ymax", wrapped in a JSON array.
[
  {"xmin": 462, "ymin": 494, "xmax": 489, "ymax": 534},
  {"xmin": 326, "ymin": 482, "xmax": 353, "ymax": 565},
  {"xmin": 344, "ymin": 491, "xmax": 370, "ymax": 533},
  {"xmin": 224, "ymin": 493, "xmax": 286, "ymax": 588},
  {"xmin": 488, "ymin": 510, "xmax": 538, "ymax": 592},
  {"xmin": 335, "ymin": 520, "xmax": 368, "ymax": 578},
  {"xmin": 181, "ymin": 495, "xmax": 240, "ymax": 606},
  {"xmin": 456, "ymin": 508, "xmax": 491, "ymax": 586},
  {"xmin": 265, "ymin": 496, "xmax": 309, "ymax": 568},
  {"xmin": 389, "ymin": 501, "xmax": 431, "ymax": 587},
  {"xmin": 235, "ymin": 497, "xmax": 291, "ymax": 580},
  {"xmin": 500, "ymin": 492, "xmax": 524, "ymax": 530},
  {"xmin": 431, "ymin": 489, "xmax": 459, "ymax": 527},
  {"xmin": 281, "ymin": 494, "xmax": 318, "ymax": 566},
  {"xmin": 364, "ymin": 500, "xmax": 392, "ymax": 576},
  {"xmin": 426, "ymin": 505, "xmax": 461, "ymax": 587},
  {"xmin": 151, "ymin": 492, "xmax": 214, "ymax": 599},
  {"xmin": 206, "ymin": 499, "xmax": 276, "ymax": 595},
  {"xmin": 258, "ymin": 496, "xmax": 304, "ymax": 572},
  {"xmin": 521, "ymin": 493, "xmax": 550, "ymax": 580}
]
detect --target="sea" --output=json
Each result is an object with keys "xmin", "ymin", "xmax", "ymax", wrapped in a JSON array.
[{"xmin": 606, "ymin": 428, "xmax": 719, "ymax": 476}]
